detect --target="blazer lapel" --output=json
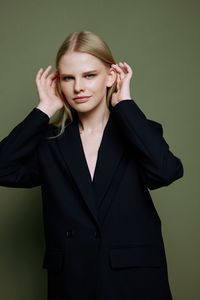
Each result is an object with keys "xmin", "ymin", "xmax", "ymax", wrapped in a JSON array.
[
  {"xmin": 92, "ymin": 114, "xmax": 124, "ymax": 210},
  {"xmin": 56, "ymin": 111, "xmax": 124, "ymax": 227}
]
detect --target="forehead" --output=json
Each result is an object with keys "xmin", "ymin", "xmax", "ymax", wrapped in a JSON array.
[{"xmin": 58, "ymin": 52, "xmax": 105, "ymax": 73}]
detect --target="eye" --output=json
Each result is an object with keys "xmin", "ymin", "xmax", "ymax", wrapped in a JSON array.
[
  {"xmin": 62, "ymin": 74, "xmax": 96, "ymax": 81},
  {"xmin": 85, "ymin": 74, "xmax": 96, "ymax": 78},
  {"xmin": 62, "ymin": 76, "xmax": 72, "ymax": 81}
]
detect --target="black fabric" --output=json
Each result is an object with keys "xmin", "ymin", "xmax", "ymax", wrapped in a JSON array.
[{"xmin": 0, "ymin": 100, "xmax": 184, "ymax": 299}]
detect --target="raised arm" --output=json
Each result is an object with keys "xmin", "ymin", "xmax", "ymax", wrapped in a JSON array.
[
  {"xmin": 0, "ymin": 65, "xmax": 64, "ymax": 188},
  {"xmin": 109, "ymin": 62, "xmax": 183, "ymax": 190},
  {"xmin": 110, "ymin": 99, "xmax": 184, "ymax": 190}
]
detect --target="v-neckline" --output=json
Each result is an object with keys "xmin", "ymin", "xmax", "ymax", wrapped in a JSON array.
[{"xmin": 75, "ymin": 114, "xmax": 112, "ymax": 184}]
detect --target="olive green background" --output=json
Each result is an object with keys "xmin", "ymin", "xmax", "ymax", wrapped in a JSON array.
[{"xmin": 0, "ymin": 0, "xmax": 199, "ymax": 299}]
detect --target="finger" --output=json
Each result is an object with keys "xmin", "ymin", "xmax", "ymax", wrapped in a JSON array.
[
  {"xmin": 50, "ymin": 77, "xmax": 58, "ymax": 88},
  {"xmin": 119, "ymin": 62, "xmax": 129, "ymax": 74},
  {"xmin": 112, "ymin": 64, "xmax": 123, "ymax": 74},
  {"xmin": 46, "ymin": 72, "xmax": 59, "ymax": 88},
  {"xmin": 112, "ymin": 63, "xmax": 125, "ymax": 79},
  {"xmin": 51, "ymin": 79, "xmax": 56, "ymax": 88},
  {"xmin": 35, "ymin": 68, "xmax": 44, "ymax": 84},
  {"xmin": 46, "ymin": 71, "xmax": 59, "ymax": 85},
  {"xmin": 117, "ymin": 62, "xmax": 133, "ymax": 82},
  {"xmin": 40, "ymin": 65, "xmax": 52, "ymax": 81},
  {"xmin": 119, "ymin": 62, "xmax": 132, "ymax": 76},
  {"xmin": 123, "ymin": 62, "xmax": 133, "ymax": 76},
  {"xmin": 116, "ymin": 73, "xmax": 120, "ymax": 90}
]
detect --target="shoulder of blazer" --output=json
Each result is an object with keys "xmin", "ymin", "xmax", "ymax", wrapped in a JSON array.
[{"xmin": 147, "ymin": 119, "xmax": 163, "ymax": 135}]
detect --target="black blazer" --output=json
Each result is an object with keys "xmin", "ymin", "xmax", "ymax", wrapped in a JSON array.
[{"xmin": 0, "ymin": 99, "xmax": 183, "ymax": 300}]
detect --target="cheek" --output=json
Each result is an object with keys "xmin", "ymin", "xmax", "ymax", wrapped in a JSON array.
[
  {"xmin": 89, "ymin": 78, "xmax": 107, "ymax": 92},
  {"xmin": 60, "ymin": 82, "xmax": 70, "ymax": 95}
]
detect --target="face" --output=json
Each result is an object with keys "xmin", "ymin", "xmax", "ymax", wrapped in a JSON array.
[{"xmin": 57, "ymin": 52, "xmax": 116, "ymax": 114}]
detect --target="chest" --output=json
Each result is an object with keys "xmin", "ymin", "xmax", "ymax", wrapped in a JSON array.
[{"xmin": 79, "ymin": 131, "xmax": 104, "ymax": 181}]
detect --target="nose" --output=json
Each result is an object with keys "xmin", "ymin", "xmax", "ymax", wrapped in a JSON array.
[{"xmin": 74, "ymin": 78, "xmax": 84, "ymax": 92}]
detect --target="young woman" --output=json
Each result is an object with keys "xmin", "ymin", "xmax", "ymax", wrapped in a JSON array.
[{"xmin": 0, "ymin": 31, "xmax": 183, "ymax": 300}]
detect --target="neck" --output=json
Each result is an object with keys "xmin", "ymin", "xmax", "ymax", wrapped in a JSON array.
[{"xmin": 77, "ymin": 102, "xmax": 110, "ymax": 134}]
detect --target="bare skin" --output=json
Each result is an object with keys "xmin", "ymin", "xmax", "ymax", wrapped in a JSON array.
[{"xmin": 35, "ymin": 53, "xmax": 133, "ymax": 180}]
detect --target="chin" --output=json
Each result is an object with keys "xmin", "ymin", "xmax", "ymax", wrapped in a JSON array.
[{"xmin": 68, "ymin": 103, "xmax": 90, "ymax": 113}]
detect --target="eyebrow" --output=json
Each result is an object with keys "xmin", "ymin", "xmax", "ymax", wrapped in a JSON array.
[{"xmin": 60, "ymin": 70, "xmax": 98, "ymax": 76}]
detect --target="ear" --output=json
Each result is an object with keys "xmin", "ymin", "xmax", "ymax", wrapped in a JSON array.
[{"xmin": 106, "ymin": 67, "xmax": 117, "ymax": 88}]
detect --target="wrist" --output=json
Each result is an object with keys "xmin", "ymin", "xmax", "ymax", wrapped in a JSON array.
[
  {"xmin": 36, "ymin": 104, "xmax": 56, "ymax": 118},
  {"xmin": 112, "ymin": 98, "xmax": 133, "ymax": 107}
]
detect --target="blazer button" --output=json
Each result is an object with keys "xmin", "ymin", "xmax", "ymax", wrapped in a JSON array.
[{"xmin": 66, "ymin": 229, "xmax": 74, "ymax": 238}]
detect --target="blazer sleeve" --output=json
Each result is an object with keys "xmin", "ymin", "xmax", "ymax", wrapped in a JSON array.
[
  {"xmin": 110, "ymin": 99, "xmax": 184, "ymax": 190},
  {"xmin": 0, "ymin": 107, "xmax": 50, "ymax": 188}
]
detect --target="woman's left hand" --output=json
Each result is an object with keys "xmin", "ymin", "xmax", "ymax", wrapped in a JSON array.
[{"xmin": 110, "ymin": 62, "xmax": 133, "ymax": 107}]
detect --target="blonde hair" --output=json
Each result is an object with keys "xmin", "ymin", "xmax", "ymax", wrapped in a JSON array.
[{"xmin": 47, "ymin": 30, "xmax": 117, "ymax": 139}]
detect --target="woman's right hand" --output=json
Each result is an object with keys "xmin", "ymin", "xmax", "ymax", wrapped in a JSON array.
[{"xmin": 35, "ymin": 65, "xmax": 64, "ymax": 118}]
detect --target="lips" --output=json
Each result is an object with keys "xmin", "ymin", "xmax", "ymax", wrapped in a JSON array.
[
  {"xmin": 73, "ymin": 96, "xmax": 91, "ymax": 100},
  {"xmin": 73, "ymin": 96, "xmax": 91, "ymax": 103}
]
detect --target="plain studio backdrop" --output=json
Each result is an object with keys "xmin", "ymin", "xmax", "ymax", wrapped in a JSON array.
[{"xmin": 0, "ymin": 0, "xmax": 199, "ymax": 299}]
